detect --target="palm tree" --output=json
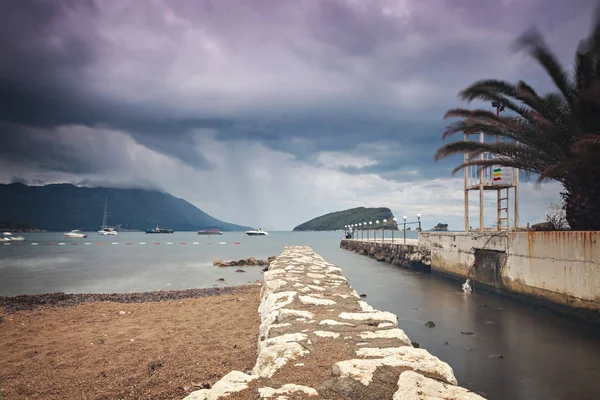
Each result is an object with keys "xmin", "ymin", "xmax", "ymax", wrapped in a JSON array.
[{"xmin": 435, "ymin": 7, "xmax": 600, "ymax": 230}]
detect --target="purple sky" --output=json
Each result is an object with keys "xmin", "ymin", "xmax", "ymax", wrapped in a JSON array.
[{"xmin": 1, "ymin": 0, "xmax": 597, "ymax": 229}]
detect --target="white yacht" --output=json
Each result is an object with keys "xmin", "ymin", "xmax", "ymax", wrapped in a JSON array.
[
  {"xmin": 64, "ymin": 230, "xmax": 87, "ymax": 238},
  {"xmin": 97, "ymin": 196, "xmax": 118, "ymax": 235},
  {"xmin": 1, "ymin": 232, "xmax": 25, "ymax": 242},
  {"xmin": 245, "ymin": 228, "xmax": 269, "ymax": 236}
]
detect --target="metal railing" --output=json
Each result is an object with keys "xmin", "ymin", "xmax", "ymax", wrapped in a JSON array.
[{"xmin": 343, "ymin": 215, "xmax": 422, "ymax": 245}]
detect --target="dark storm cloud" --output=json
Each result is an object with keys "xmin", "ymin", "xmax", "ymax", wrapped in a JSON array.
[
  {"xmin": 0, "ymin": 123, "xmax": 131, "ymax": 174},
  {"xmin": 0, "ymin": 0, "xmax": 598, "ymax": 180}
]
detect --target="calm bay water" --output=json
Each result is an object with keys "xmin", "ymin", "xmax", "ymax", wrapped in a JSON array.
[{"xmin": 1, "ymin": 230, "xmax": 599, "ymax": 400}]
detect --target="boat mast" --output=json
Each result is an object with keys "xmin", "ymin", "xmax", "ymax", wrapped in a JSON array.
[{"xmin": 102, "ymin": 196, "xmax": 108, "ymax": 228}]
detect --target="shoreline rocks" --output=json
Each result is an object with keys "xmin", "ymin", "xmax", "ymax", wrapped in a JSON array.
[
  {"xmin": 213, "ymin": 256, "xmax": 276, "ymax": 267},
  {"xmin": 340, "ymin": 240, "xmax": 431, "ymax": 270}
]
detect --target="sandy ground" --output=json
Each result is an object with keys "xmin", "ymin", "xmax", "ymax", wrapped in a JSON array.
[{"xmin": 0, "ymin": 285, "xmax": 261, "ymax": 400}]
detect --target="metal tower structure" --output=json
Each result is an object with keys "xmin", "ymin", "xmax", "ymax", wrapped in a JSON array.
[{"xmin": 463, "ymin": 107, "xmax": 520, "ymax": 232}]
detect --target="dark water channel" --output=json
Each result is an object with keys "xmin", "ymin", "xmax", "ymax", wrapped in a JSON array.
[{"xmin": 314, "ymin": 245, "xmax": 600, "ymax": 400}]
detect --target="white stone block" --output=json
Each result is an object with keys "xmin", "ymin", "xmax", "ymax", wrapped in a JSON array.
[
  {"xmin": 258, "ymin": 384, "xmax": 319, "ymax": 398},
  {"xmin": 183, "ymin": 370, "xmax": 257, "ymax": 400},
  {"xmin": 339, "ymin": 311, "xmax": 398, "ymax": 326},
  {"xmin": 358, "ymin": 329, "xmax": 412, "ymax": 345},
  {"xmin": 393, "ymin": 371, "xmax": 486, "ymax": 399},
  {"xmin": 299, "ymin": 295, "xmax": 337, "ymax": 306},
  {"xmin": 333, "ymin": 348, "xmax": 457, "ymax": 386}
]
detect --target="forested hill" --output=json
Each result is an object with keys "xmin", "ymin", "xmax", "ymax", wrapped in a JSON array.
[
  {"xmin": 0, "ymin": 183, "xmax": 251, "ymax": 232},
  {"xmin": 293, "ymin": 207, "xmax": 397, "ymax": 231}
]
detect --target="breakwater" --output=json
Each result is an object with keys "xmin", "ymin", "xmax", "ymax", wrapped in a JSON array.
[
  {"xmin": 340, "ymin": 239, "xmax": 431, "ymax": 270},
  {"xmin": 184, "ymin": 246, "xmax": 484, "ymax": 400}
]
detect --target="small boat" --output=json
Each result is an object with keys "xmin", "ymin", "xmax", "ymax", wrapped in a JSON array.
[
  {"xmin": 145, "ymin": 225, "xmax": 174, "ymax": 234},
  {"xmin": 98, "ymin": 227, "xmax": 118, "ymax": 235},
  {"xmin": 0, "ymin": 235, "xmax": 26, "ymax": 242},
  {"xmin": 198, "ymin": 228, "xmax": 223, "ymax": 235},
  {"xmin": 64, "ymin": 230, "xmax": 87, "ymax": 238},
  {"xmin": 245, "ymin": 228, "xmax": 269, "ymax": 236}
]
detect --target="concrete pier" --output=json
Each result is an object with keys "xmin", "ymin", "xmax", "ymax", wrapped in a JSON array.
[
  {"xmin": 184, "ymin": 246, "xmax": 484, "ymax": 400},
  {"xmin": 342, "ymin": 231, "xmax": 600, "ymax": 318}
]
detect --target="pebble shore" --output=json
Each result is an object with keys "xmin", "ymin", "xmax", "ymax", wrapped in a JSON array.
[{"xmin": 0, "ymin": 286, "xmax": 253, "ymax": 312}]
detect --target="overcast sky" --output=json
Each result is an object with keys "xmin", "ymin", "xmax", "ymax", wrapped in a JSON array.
[{"xmin": 1, "ymin": 0, "xmax": 596, "ymax": 230}]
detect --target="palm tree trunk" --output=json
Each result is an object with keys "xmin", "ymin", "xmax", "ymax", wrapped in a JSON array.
[{"xmin": 564, "ymin": 180, "xmax": 600, "ymax": 230}]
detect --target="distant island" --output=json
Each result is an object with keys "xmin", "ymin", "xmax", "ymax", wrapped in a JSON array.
[
  {"xmin": 430, "ymin": 223, "xmax": 449, "ymax": 231},
  {"xmin": 0, "ymin": 183, "xmax": 252, "ymax": 232},
  {"xmin": 293, "ymin": 207, "xmax": 398, "ymax": 231}
]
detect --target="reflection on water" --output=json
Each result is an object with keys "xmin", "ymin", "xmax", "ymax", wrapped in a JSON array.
[
  {"xmin": 316, "ymin": 246, "xmax": 600, "ymax": 400},
  {"xmin": 1, "ymin": 230, "xmax": 599, "ymax": 400}
]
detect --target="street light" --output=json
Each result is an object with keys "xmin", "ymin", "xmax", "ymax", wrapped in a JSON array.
[
  {"xmin": 417, "ymin": 213, "xmax": 422, "ymax": 232},
  {"xmin": 392, "ymin": 217, "xmax": 397, "ymax": 243},
  {"xmin": 375, "ymin": 220, "xmax": 379, "ymax": 241},
  {"xmin": 381, "ymin": 219, "xmax": 386, "ymax": 243},
  {"xmin": 403, "ymin": 216, "xmax": 407, "ymax": 244},
  {"xmin": 359, "ymin": 223, "xmax": 363, "ymax": 240},
  {"xmin": 492, "ymin": 101, "xmax": 505, "ymax": 116},
  {"xmin": 368, "ymin": 221, "xmax": 372, "ymax": 241}
]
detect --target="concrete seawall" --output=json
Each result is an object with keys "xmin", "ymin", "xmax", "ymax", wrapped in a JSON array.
[
  {"xmin": 184, "ymin": 246, "xmax": 484, "ymax": 400},
  {"xmin": 342, "ymin": 231, "xmax": 600, "ymax": 318}
]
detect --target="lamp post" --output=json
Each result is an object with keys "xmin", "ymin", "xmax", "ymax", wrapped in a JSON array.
[
  {"xmin": 363, "ymin": 222, "xmax": 367, "ymax": 241},
  {"xmin": 375, "ymin": 220, "xmax": 379, "ymax": 241},
  {"xmin": 382, "ymin": 219, "xmax": 386, "ymax": 243},
  {"xmin": 417, "ymin": 213, "xmax": 422, "ymax": 232},
  {"xmin": 368, "ymin": 221, "xmax": 372, "ymax": 241},
  {"xmin": 403, "ymin": 216, "xmax": 407, "ymax": 244},
  {"xmin": 359, "ymin": 223, "xmax": 363, "ymax": 240},
  {"xmin": 392, "ymin": 217, "xmax": 397, "ymax": 243}
]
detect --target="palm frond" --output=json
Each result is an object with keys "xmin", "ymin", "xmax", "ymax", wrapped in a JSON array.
[
  {"xmin": 435, "ymin": 141, "xmax": 530, "ymax": 162},
  {"xmin": 538, "ymin": 158, "xmax": 594, "ymax": 182},
  {"xmin": 513, "ymin": 28, "xmax": 576, "ymax": 107},
  {"xmin": 458, "ymin": 81, "xmax": 535, "ymax": 120},
  {"xmin": 443, "ymin": 108, "xmax": 498, "ymax": 121},
  {"xmin": 588, "ymin": 4, "xmax": 600, "ymax": 79},
  {"xmin": 515, "ymin": 80, "xmax": 541, "ymax": 100},
  {"xmin": 572, "ymin": 133, "xmax": 600, "ymax": 153},
  {"xmin": 574, "ymin": 39, "xmax": 594, "ymax": 93}
]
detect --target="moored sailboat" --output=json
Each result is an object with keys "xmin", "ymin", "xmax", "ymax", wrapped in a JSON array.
[{"xmin": 97, "ymin": 196, "xmax": 118, "ymax": 235}]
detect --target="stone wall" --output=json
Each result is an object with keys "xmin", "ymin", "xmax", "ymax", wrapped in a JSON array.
[
  {"xmin": 340, "ymin": 239, "xmax": 431, "ymax": 271},
  {"xmin": 183, "ymin": 246, "xmax": 484, "ymax": 400}
]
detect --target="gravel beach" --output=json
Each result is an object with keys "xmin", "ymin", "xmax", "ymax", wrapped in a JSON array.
[
  {"xmin": 0, "ymin": 284, "xmax": 262, "ymax": 399},
  {"xmin": 0, "ymin": 286, "xmax": 255, "ymax": 312}
]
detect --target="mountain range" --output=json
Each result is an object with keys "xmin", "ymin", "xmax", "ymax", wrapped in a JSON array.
[
  {"xmin": 293, "ymin": 207, "xmax": 398, "ymax": 231},
  {"xmin": 0, "ymin": 183, "xmax": 252, "ymax": 232}
]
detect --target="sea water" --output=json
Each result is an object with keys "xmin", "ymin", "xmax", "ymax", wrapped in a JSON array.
[{"xmin": 1, "ymin": 229, "xmax": 599, "ymax": 400}]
